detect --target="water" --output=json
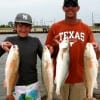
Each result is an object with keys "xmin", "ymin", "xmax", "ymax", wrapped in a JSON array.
[{"xmin": 0, "ymin": 33, "xmax": 100, "ymax": 100}]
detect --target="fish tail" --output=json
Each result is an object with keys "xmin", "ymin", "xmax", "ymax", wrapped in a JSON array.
[{"xmin": 56, "ymin": 85, "xmax": 60, "ymax": 96}]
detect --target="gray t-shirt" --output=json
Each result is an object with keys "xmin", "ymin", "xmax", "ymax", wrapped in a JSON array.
[{"xmin": 0, "ymin": 35, "xmax": 43, "ymax": 85}]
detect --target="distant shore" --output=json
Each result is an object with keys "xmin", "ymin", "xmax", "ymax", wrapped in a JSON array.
[
  {"xmin": 0, "ymin": 27, "xmax": 48, "ymax": 34},
  {"xmin": 0, "ymin": 31, "xmax": 47, "ymax": 34},
  {"xmin": 0, "ymin": 27, "xmax": 100, "ymax": 34}
]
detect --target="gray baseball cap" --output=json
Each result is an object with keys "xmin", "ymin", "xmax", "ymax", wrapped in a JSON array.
[{"xmin": 14, "ymin": 13, "xmax": 32, "ymax": 25}]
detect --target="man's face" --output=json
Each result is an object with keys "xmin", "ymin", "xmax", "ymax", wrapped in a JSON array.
[{"xmin": 63, "ymin": 5, "xmax": 80, "ymax": 19}]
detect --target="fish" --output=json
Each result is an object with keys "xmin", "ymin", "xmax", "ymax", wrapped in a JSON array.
[
  {"xmin": 84, "ymin": 43, "xmax": 99, "ymax": 99},
  {"xmin": 42, "ymin": 45, "xmax": 54, "ymax": 100},
  {"xmin": 55, "ymin": 39, "xmax": 70, "ymax": 96},
  {"xmin": 4, "ymin": 45, "xmax": 19, "ymax": 97}
]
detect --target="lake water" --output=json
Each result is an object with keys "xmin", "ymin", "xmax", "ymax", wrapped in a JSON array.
[{"xmin": 0, "ymin": 33, "xmax": 100, "ymax": 100}]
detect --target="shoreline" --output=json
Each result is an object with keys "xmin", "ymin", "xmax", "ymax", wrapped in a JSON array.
[
  {"xmin": 0, "ymin": 31, "xmax": 100, "ymax": 34},
  {"xmin": 0, "ymin": 32, "xmax": 48, "ymax": 34},
  {"xmin": 0, "ymin": 27, "xmax": 100, "ymax": 34}
]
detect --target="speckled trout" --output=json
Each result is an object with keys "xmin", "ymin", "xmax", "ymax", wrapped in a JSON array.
[
  {"xmin": 42, "ymin": 45, "xmax": 54, "ymax": 100},
  {"xmin": 84, "ymin": 43, "xmax": 99, "ymax": 99},
  {"xmin": 4, "ymin": 45, "xmax": 19, "ymax": 97},
  {"xmin": 55, "ymin": 39, "xmax": 70, "ymax": 96}
]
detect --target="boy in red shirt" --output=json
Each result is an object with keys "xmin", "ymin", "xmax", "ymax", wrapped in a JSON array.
[{"xmin": 45, "ymin": 0, "xmax": 99, "ymax": 100}]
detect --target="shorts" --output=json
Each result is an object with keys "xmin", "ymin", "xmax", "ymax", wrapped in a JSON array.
[
  {"xmin": 60, "ymin": 82, "xmax": 86, "ymax": 100},
  {"xmin": 13, "ymin": 82, "xmax": 41, "ymax": 100}
]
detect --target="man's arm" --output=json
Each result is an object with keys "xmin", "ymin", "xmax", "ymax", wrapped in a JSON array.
[{"xmin": 93, "ymin": 43, "xmax": 100, "ymax": 59}]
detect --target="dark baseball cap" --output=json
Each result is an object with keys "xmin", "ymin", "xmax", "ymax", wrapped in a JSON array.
[{"xmin": 63, "ymin": 0, "xmax": 79, "ymax": 7}]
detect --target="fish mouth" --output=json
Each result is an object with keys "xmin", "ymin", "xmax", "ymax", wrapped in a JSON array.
[
  {"xmin": 12, "ymin": 45, "xmax": 16, "ymax": 48},
  {"xmin": 12, "ymin": 45, "xmax": 19, "ymax": 50}
]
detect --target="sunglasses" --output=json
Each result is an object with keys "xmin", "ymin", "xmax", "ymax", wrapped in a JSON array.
[{"xmin": 64, "ymin": 1, "xmax": 78, "ymax": 7}]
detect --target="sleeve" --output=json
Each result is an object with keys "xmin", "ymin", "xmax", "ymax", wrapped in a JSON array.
[
  {"xmin": 37, "ymin": 38, "xmax": 43, "ymax": 59},
  {"xmin": 45, "ymin": 25, "xmax": 55, "ymax": 46},
  {"xmin": 4, "ymin": 37, "xmax": 10, "ymax": 41}
]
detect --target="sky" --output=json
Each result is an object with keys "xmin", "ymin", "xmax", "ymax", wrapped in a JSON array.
[{"xmin": 0, "ymin": 0, "xmax": 100, "ymax": 26}]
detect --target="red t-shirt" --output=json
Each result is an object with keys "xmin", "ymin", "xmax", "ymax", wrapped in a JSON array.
[{"xmin": 45, "ymin": 20, "xmax": 96, "ymax": 83}]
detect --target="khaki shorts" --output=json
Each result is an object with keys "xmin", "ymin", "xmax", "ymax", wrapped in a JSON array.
[
  {"xmin": 13, "ymin": 82, "xmax": 41, "ymax": 100},
  {"xmin": 60, "ymin": 82, "xmax": 86, "ymax": 100}
]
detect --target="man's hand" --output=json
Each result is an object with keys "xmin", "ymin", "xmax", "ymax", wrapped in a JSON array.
[
  {"xmin": 46, "ymin": 45, "xmax": 54, "ymax": 55},
  {"xmin": 1, "ymin": 41, "xmax": 13, "ymax": 52},
  {"xmin": 52, "ymin": 34, "xmax": 60, "ymax": 46}
]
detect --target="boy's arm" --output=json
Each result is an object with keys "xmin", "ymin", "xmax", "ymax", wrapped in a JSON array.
[{"xmin": 37, "ymin": 39, "xmax": 43, "ymax": 59}]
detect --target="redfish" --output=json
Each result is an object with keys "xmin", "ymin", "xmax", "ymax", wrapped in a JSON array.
[
  {"xmin": 55, "ymin": 39, "xmax": 70, "ymax": 96},
  {"xmin": 42, "ymin": 45, "xmax": 54, "ymax": 100},
  {"xmin": 4, "ymin": 45, "xmax": 19, "ymax": 97},
  {"xmin": 84, "ymin": 43, "xmax": 99, "ymax": 99}
]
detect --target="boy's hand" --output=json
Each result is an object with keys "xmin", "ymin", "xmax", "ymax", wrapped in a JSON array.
[{"xmin": 1, "ymin": 41, "xmax": 13, "ymax": 52}]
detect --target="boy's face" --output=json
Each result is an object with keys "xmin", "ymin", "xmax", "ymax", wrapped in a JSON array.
[{"xmin": 15, "ymin": 23, "xmax": 32, "ymax": 37}]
